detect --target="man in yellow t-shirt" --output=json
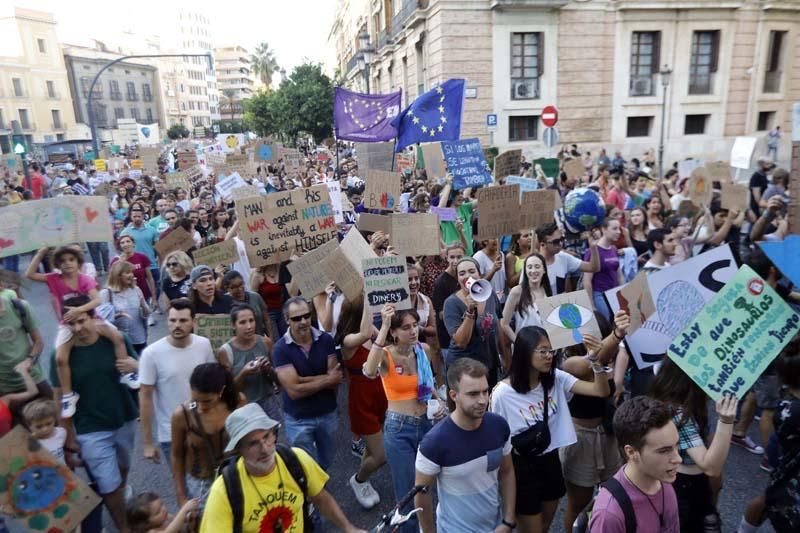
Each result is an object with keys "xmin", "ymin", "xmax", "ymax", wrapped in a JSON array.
[{"xmin": 200, "ymin": 403, "xmax": 366, "ymax": 533}]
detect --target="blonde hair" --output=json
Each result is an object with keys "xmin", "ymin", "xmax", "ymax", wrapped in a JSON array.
[
  {"xmin": 22, "ymin": 399, "xmax": 58, "ymax": 424},
  {"xmin": 107, "ymin": 260, "xmax": 136, "ymax": 291},
  {"xmin": 164, "ymin": 250, "xmax": 193, "ymax": 275}
]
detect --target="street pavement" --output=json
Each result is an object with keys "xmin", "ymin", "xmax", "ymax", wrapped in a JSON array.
[{"xmin": 10, "ymin": 255, "xmax": 776, "ymax": 532}]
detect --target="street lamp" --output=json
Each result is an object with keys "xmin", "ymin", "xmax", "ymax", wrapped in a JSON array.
[
  {"xmin": 658, "ymin": 65, "xmax": 672, "ymax": 180},
  {"xmin": 358, "ymin": 30, "xmax": 374, "ymax": 94},
  {"xmin": 87, "ymin": 53, "xmax": 213, "ymax": 156}
]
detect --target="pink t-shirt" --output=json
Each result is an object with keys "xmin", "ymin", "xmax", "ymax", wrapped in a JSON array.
[
  {"xmin": 44, "ymin": 272, "xmax": 97, "ymax": 320},
  {"xmin": 589, "ymin": 466, "xmax": 679, "ymax": 533}
]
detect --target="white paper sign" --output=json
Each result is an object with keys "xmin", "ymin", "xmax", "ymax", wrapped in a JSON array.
[
  {"xmin": 325, "ymin": 181, "xmax": 344, "ymax": 224},
  {"xmin": 730, "ymin": 136, "xmax": 758, "ymax": 169},
  {"xmin": 215, "ymin": 172, "xmax": 247, "ymax": 200}
]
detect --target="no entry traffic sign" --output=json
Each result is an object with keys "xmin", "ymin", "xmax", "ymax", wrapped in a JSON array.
[{"xmin": 541, "ymin": 105, "xmax": 558, "ymax": 128}]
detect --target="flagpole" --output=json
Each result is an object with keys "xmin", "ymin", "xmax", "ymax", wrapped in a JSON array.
[{"xmin": 391, "ymin": 137, "xmax": 398, "ymax": 171}]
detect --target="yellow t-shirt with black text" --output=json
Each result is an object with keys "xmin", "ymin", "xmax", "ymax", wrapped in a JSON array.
[{"xmin": 200, "ymin": 447, "xmax": 328, "ymax": 533}]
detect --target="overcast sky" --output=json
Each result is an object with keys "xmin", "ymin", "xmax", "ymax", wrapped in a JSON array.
[{"xmin": 19, "ymin": 0, "xmax": 338, "ymax": 74}]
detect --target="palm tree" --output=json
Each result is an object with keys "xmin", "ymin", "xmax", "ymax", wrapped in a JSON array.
[
  {"xmin": 220, "ymin": 89, "xmax": 239, "ymax": 125},
  {"xmin": 250, "ymin": 42, "xmax": 280, "ymax": 87}
]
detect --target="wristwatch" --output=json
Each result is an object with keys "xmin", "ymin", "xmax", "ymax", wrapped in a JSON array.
[{"xmin": 502, "ymin": 519, "xmax": 516, "ymax": 529}]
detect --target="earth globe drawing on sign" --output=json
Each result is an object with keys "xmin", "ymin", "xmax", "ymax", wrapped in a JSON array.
[{"xmin": 563, "ymin": 187, "xmax": 606, "ymax": 233}]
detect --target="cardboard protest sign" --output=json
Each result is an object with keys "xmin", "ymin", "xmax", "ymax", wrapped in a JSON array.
[
  {"xmin": 476, "ymin": 184, "xmax": 521, "ymax": 239},
  {"xmin": 421, "ymin": 142, "xmax": 446, "ymax": 178},
  {"xmin": 256, "ymin": 142, "xmax": 276, "ymax": 162},
  {"xmin": 281, "ymin": 148, "xmax": 303, "ymax": 174},
  {"xmin": 364, "ymin": 170, "xmax": 401, "ymax": 211},
  {"xmin": 562, "ymin": 158, "xmax": 584, "ymax": 182},
  {"xmin": 323, "ymin": 227, "xmax": 376, "ymax": 301},
  {"xmin": 730, "ymin": 136, "xmax": 757, "ymax": 170},
  {"xmin": 506, "ymin": 176, "xmax": 540, "ymax": 194},
  {"xmin": 494, "ymin": 150, "xmax": 522, "ymax": 181},
  {"xmin": 130, "ymin": 159, "xmax": 144, "ymax": 170},
  {"xmin": 325, "ymin": 181, "xmax": 345, "ymax": 224},
  {"xmin": 205, "ymin": 151, "xmax": 226, "ymax": 169},
  {"xmin": 195, "ymin": 314, "xmax": 232, "ymax": 351},
  {"xmin": 165, "ymin": 172, "xmax": 190, "ymax": 191},
  {"xmin": 0, "ymin": 426, "xmax": 102, "ymax": 532},
  {"xmin": 192, "ymin": 239, "xmax": 238, "ymax": 270},
  {"xmin": 286, "ymin": 238, "xmax": 339, "ymax": 297},
  {"xmin": 139, "ymin": 146, "xmax": 160, "ymax": 172},
  {"xmin": 356, "ymin": 142, "xmax": 394, "ymax": 171},
  {"xmin": 390, "ymin": 213, "xmax": 440, "ymax": 257},
  {"xmin": 177, "ymin": 150, "xmax": 199, "ymax": 170},
  {"xmin": 688, "ymin": 167, "xmax": 713, "ymax": 206},
  {"xmin": 519, "ymin": 189, "xmax": 559, "ymax": 231},
  {"xmin": 605, "ymin": 245, "xmax": 738, "ymax": 369},
  {"xmin": 0, "ymin": 197, "xmax": 113, "ymax": 258},
  {"xmin": 222, "ymin": 154, "xmax": 252, "ymax": 177},
  {"xmin": 442, "ymin": 138, "xmax": 493, "ymax": 190},
  {"xmin": 236, "ymin": 184, "xmax": 337, "ymax": 267},
  {"xmin": 705, "ymin": 161, "xmax": 731, "ymax": 183},
  {"xmin": 431, "ymin": 206, "xmax": 457, "ymax": 221},
  {"xmin": 362, "ymin": 255, "xmax": 412, "ymax": 313},
  {"xmin": 396, "ymin": 153, "xmax": 415, "ymax": 173},
  {"xmin": 183, "ymin": 165, "xmax": 204, "ymax": 183},
  {"xmin": 610, "ymin": 271, "xmax": 655, "ymax": 336},
  {"xmin": 667, "ymin": 265, "xmax": 800, "ymax": 400},
  {"xmin": 357, "ymin": 213, "xmax": 391, "ymax": 235},
  {"xmin": 154, "ymin": 227, "xmax": 194, "ymax": 261},
  {"xmin": 758, "ymin": 236, "xmax": 800, "ymax": 288},
  {"xmin": 537, "ymin": 290, "xmax": 602, "ymax": 350},
  {"xmin": 231, "ymin": 184, "xmax": 261, "ymax": 200},
  {"xmin": 720, "ymin": 182, "xmax": 749, "ymax": 212},
  {"xmin": 216, "ymin": 172, "xmax": 248, "ymax": 200}
]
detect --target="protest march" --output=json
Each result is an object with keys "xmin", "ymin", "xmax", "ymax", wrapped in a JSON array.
[{"xmin": 1, "ymin": 72, "xmax": 799, "ymax": 533}]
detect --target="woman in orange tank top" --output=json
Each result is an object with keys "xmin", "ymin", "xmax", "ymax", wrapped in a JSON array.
[{"xmin": 363, "ymin": 303, "xmax": 446, "ymax": 533}]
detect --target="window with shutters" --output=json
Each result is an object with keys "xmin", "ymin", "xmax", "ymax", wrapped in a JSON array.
[
  {"xmin": 629, "ymin": 32, "xmax": 660, "ymax": 97},
  {"xmin": 689, "ymin": 31, "xmax": 719, "ymax": 95},
  {"xmin": 510, "ymin": 32, "xmax": 542, "ymax": 100}
]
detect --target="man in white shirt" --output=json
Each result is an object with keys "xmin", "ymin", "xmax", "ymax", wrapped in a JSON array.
[
  {"xmin": 536, "ymin": 223, "xmax": 600, "ymax": 294},
  {"xmin": 139, "ymin": 298, "xmax": 215, "ymax": 465},
  {"xmin": 641, "ymin": 229, "xmax": 675, "ymax": 273}
]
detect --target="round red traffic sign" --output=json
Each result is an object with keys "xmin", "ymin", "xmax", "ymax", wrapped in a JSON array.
[{"xmin": 541, "ymin": 105, "xmax": 558, "ymax": 127}]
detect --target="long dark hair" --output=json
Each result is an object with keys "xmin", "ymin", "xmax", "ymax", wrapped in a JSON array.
[
  {"xmin": 387, "ymin": 309, "xmax": 420, "ymax": 345},
  {"xmin": 335, "ymin": 296, "xmax": 363, "ymax": 347},
  {"xmin": 190, "ymin": 363, "xmax": 239, "ymax": 411},
  {"xmin": 508, "ymin": 326, "xmax": 554, "ymax": 394},
  {"xmin": 648, "ymin": 357, "xmax": 707, "ymax": 433},
  {"xmin": 517, "ymin": 253, "xmax": 552, "ymax": 318}
]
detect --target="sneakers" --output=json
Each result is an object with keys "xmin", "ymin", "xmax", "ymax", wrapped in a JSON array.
[
  {"xmin": 759, "ymin": 456, "xmax": 774, "ymax": 473},
  {"xmin": 349, "ymin": 474, "xmax": 380, "ymax": 509},
  {"xmin": 61, "ymin": 392, "xmax": 80, "ymax": 418},
  {"xmin": 731, "ymin": 434, "xmax": 765, "ymax": 455},
  {"xmin": 120, "ymin": 372, "xmax": 140, "ymax": 390},
  {"xmin": 351, "ymin": 438, "xmax": 365, "ymax": 459},
  {"xmin": 147, "ymin": 314, "xmax": 156, "ymax": 327}
]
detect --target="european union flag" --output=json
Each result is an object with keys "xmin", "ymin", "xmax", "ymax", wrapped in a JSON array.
[{"xmin": 391, "ymin": 79, "xmax": 465, "ymax": 152}]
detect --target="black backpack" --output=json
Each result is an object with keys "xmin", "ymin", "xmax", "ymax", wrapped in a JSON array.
[
  {"xmin": 601, "ymin": 477, "xmax": 636, "ymax": 533},
  {"xmin": 9, "ymin": 297, "xmax": 30, "ymax": 335},
  {"xmin": 220, "ymin": 443, "xmax": 313, "ymax": 533}
]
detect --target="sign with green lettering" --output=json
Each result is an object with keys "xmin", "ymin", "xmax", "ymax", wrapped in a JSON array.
[{"xmin": 667, "ymin": 265, "xmax": 800, "ymax": 401}]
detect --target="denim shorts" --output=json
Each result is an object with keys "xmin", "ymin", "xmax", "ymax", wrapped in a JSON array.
[{"xmin": 75, "ymin": 420, "xmax": 136, "ymax": 494}]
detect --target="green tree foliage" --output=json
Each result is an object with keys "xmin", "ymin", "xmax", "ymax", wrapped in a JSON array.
[{"xmin": 166, "ymin": 123, "xmax": 190, "ymax": 139}]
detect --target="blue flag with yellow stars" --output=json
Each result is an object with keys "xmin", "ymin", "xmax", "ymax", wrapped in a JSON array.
[{"xmin": 391, "ymin": 79, "xmax": 465, "ymax": 152}]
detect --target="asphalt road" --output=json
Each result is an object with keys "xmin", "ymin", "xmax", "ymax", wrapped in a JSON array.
[{"xmin": 8, "ymin": 255, "xmax": 776, "ymax": 532}]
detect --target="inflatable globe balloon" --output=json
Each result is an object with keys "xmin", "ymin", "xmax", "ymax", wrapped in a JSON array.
[{"xmin": 563, "ymin": 187, "xmax": 606, "ymax": 233}]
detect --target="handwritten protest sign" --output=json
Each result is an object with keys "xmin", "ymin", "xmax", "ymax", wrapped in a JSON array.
[
  {"xmin": 0, "ymin": 197, "xmax": 113, "ymax": 258},
  {"xmin": 668, "ymin": 265, "xmax": 800, "ymax": 400},
  {"xmin": 287, "ymin": 238, "xmax": 339, "ymax": 297},
  {"xmin": 396, "ymin": 153, "xmax": 415, "ymax": 173},
  {"xmin": 357, "ymin": 213, "xmax": 391, "ymax": 235},
  {"xmin": 356, "ymin": 142, "xmax": 394, "ymax": 171},
  {"xmin": 231, "ymin": 184, "xmax": 261, "ymax": 200},
  {"xmin": 192, "ymin": 240, "xmax": 238, "ymax": 270},
  {"xmin": 0, "ymin": 426, "xmax": 102, "ymax": 532},
  {"xmin": 323, "ymin": 227, "xmax": 376, "ymax": 301},
  {"xmin": 364, "ymin": 170, "xmax": 401, "ymax": 211},
  {"xmin": 216, "ymin": 172, "xmax": 247, "ymax": 200},
  {"xmin": 154, "ymin": 227, "xmax": 194, "ymax": 261},
  {"xmin": 236, "ymin": 184, "xmax": 337, "ymax": 267},
  {"xmin": 494, "ymin": 150, "xmax": 522, "ymax": 181},
  {"xmin": 605, "ymin": 245, "xmax": 738, "ymax": 369},
  {"xmin": 183, "ymin": 165, "xmax": 204, "ymax": 183},
  {"xmin": 442, "ymin": 138, "xmax": 493, "ymax": 190},
  {"xmin": 431, "ymin": 206, "xmax": 457, "ymax": 222},
  {"xmin": 177, "ymin": 150, "xmax": 199, "ymax": 170},
  {"xmin": 421, "ymin": 142, "xmax": 446, "ymax": 178},
  {"xmin": 362, "ymin": 255, "xmax": 412, "ymax": 313},
  {"xmin": 614, "ymin": 271, "xmax": 656, "ymax": 335},
  {"xmin": 562, "ymin": 158, "xmax": 584, "ymax": 182},
  {"xmin": 720, "ymin": 182, "xmax": 749, "ymax": 212},
  {"xmin": 688, "ymin": 166, "xmax": 713, "ymax": 206},
  {"xmin": 519, "ymin": 189, "xmax": 559, "ymax": 231},
  {"xmin": 205, "ymin": 151, "xmax": 226, "ymax": 169},
  {"xmin": 476, "ymin": 184, "xmax": 521, "ymax": 239},
  {"xmin": 139, "ymin": 146, "xmax": 160, "ymax": 172},
  {"xmin": 325, "ymin": 181, "xmax": 345, "ymax": 224},
  {"xmin": 705, "ymin": 161, "xmax": 732, "ymax": 183},
  {"xmin": 195, "ymin": 314, "xmax": 232, "ymax": 351},
  {"xmin": 165, "ymin": 172, "xmax": 190, "ymax": 191},
  {"xmin": 537, "ymin": 290, "xmax": 602, "ymax": 350},
  {"xmin": 390, "ymin": 213, "xmax": 440, "ymax": 256},
  {"xmin": 223, "ymin": 154, "xmax": 251, "ymax": 177}
]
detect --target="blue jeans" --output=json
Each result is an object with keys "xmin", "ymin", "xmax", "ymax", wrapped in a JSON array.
[
  {"xmin": 268, "ymin": 309, "xmax": 287, "ymax": 338},
  {"xmin": 383, "ymin": 411, "xmax": 432, "ymax": 533},
  {"xmin": 87, "ymin": 242, "xmax": 110, "ymax": 272},
  {"xmin": 150, "ymin": 267, "xmax": 161, "ymax": 302},
  {"xmin": 592, "ymin": 290, "xmax": 612, "ymax": 323},
  {"xmin": 283, "ymin": 411, "xmax": 337, "ymax": 471}
]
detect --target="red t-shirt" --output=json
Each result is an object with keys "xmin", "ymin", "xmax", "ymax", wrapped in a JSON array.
[
  {"xmin": 111, "ymin": 252, "xmax": 152, "ymax": 299},
  {"xmin": 30, "ymin": 173, "xmax": 44, "ymax": 199}
]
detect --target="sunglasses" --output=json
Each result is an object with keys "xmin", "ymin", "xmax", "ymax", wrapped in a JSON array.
[
  {"xmin": 166, "ymin": 262, "xmax": 180, "ymax": 267},
  {"xmin": 546, "ymin": 238, "xmax": 565, "ymax": 245},
  {"xmin": 288, "ymin": 312, "xmax": 312, "ymax": 322}
]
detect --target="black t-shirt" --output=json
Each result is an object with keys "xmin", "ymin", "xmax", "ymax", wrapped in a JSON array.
[
  {"xmin": 749, "ymin": 170, "xmax": 768, "ymax": 216},
  {"xmin": 432, "ymin": 271, "xmax": 459, "ymax": 348},
  {"xmin": 161, "ymin": 274, "xmax": 191, "ymax": 301},
  {"xmin": 194, "ymin": 293, "xmax": 235, "ymax": 315}
]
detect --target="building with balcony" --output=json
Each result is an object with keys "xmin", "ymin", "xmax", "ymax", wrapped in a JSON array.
[
  {"xmin": 63, "ymin": 44, "xmax": 164, "ymax": 138},
  {"xmin": 214, "ymin": 45, "xmax": 256, "ymax": 122},
  {"xmin": 0, "ymin": 7, "xmax": 78, "ymax": 152},
  {"xmin": 331, "ymin": 0, "xmax": 800, "ymax": 167},
  {"xmin": 175, "ymin": 9, "xmax": 218, "ymax": 129}
]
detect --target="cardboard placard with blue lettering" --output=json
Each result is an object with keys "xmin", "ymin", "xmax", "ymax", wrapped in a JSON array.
[
  {"xmin": 362, "ymin": 255, "xmax": 412, "ymax": 314},
  {"xmin": 442, "ymin": 138, "xmax": 493, "ymax": 190},
  {"xmin": 667, "ymin": 265, "xmax": 800, "ymax": 401}
]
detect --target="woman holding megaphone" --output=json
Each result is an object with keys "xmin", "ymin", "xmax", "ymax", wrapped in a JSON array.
[{"xmin": 443, "ymin": 257, "xmax": 503, "ymax": 388}]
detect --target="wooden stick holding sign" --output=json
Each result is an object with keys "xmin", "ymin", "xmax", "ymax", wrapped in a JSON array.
[{"xmin": 362, "ymin": 255, "xmax": 412, "ymax": 314}]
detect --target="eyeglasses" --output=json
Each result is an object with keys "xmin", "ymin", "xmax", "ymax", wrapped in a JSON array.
[
  {"xmin": 288, "ymin": 312, "xmax": 312, "ymax": 322},
  {"xmin": 166, "ymin": 262, "xmax": 180, "ymax": 268},
  {"xmin": 546, "ymin": 238, "xmax": 564, "ymax": 246},
  {"xmin": 533, "ymin": 348, "xmax": 557, "ymax": 357}
]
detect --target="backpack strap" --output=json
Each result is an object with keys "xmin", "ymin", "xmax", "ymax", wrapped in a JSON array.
[
  {"xmin": 602, "ymin": 477, "xmax": 637, "ymax": 533},
  {"xmin": 221, "ymin": 458, "xmax": 244, "ymax": 533},
  {"xmin": 275, "ymin": 443, "xmax": 312, "ymax": 531},
  {"xmin": 11, "ymin": 298, "xmax": 29, "ymax": 335}
]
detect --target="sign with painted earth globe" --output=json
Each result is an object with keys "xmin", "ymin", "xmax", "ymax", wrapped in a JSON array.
[{"xmin": 563, "ymin": 187, "xmax": 606, "ymax": 233}]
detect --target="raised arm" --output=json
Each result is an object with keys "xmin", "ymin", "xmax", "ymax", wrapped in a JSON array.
[
  {"xmin": 363, "ymin": 304, "xmax": 392, "ymax": 378},
  {"xmin": 24, "ymin": 247, "xmax": 49, "ymax": 283}
]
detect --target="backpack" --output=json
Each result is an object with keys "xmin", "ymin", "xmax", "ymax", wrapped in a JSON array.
[
  {"xmin": 9, "ymin": 298, "xmax": 30, "ymax": 335},
  {"xmin": 601, "ymin": 477, "xmax": 636, "ymax": 533},
  {"xmin": 220, "ymin": 443, "xmax": 313, "ymax": 533}
]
